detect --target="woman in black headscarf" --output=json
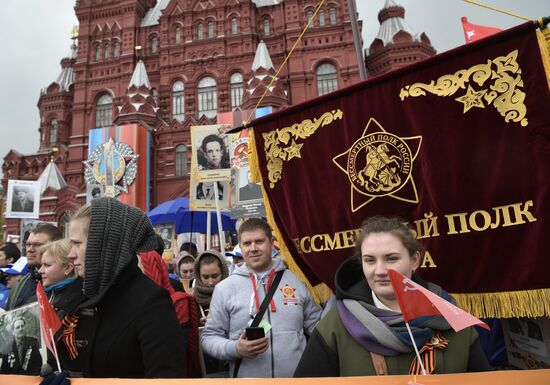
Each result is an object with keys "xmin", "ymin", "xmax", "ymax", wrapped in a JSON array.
[{"xmin": 44, "ymin": 197, "xmax": 187, "ymax": 380}]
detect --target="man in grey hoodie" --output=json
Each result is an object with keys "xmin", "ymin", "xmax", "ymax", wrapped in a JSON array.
[{"xmin": 200, "ymin": 218, "xmax": 321, "ymax": 377}]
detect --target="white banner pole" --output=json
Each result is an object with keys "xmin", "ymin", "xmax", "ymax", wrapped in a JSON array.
[
  {"xmin": 49, "ymin": 328, "xmax": 62, "ymax": 373},
  {"xmin": 213, "ymin": 182, "xmax": 226, "ymax": 255},
  {"xmin": 206, "ymin": 210, "xmax": 211, "ymax": 250}
]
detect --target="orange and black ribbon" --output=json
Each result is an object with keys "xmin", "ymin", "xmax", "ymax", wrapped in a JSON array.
[
  {"xmin": 59, "ymin": 314, "xmax": 79, "ymax": 360},
  {"xmin": 409, "ymin": 332, "xmax": 449, "ymax": 375}
]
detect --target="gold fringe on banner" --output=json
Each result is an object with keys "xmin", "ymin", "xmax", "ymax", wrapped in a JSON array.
[
  {"xmin": 248, "ymin": 130, "xmax": 332, "ymax": 305},
  {"xmin": 536, "ymin": 25, "xmax": 550, "ymax": 91},
  {"xmin": 452, "ymin": 289, "xmax": 550, "ymax": 318}
]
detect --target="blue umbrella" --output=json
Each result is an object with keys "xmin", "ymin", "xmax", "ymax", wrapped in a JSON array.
[
  {"xmin": 148, "ymin": 197, "xmax": 189, "ymax": 225},
  {"xmin": 148, "ymin": 197, "xmax": 236, "ymax": 233},
  {"xmin": 175, "ymin": 210, "xmax": 237, "ymax": 234}
]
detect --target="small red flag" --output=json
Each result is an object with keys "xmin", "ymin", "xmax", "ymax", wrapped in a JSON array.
[
  {"xmin": 388, "ymin": 269, "xmax": 490, "ymax": 332},
  {"xmin": 461, "ymin": 16, "xmax": 502, "ymax": 43},
  {"xmin": 36, "ymin": 281, "xmax": 62, "ymax": 353}
]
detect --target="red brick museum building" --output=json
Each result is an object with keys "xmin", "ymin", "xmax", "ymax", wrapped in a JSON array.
[{"xmin": 2, "ymin": 0, "xmax": 434, "ymax": 237}]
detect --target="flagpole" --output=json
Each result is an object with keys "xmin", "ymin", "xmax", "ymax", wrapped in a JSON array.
[
  {"xmin": 347, "ymin": 0, "xmax": 367, "ymax": 80},
  {"xmin": 213, "ymin": 182, "xmax": 226, "ymax": 255},
  {"xmin": 206, "ymin": 210, "xmax": 211, "ymax": 250},
  {"xmin": 462, "ymin": 0, "xmax": 530, "ymax": 21},
  {"xmin": 404, "ymin": 321, "xmax": 427, "ymax": 376},
  {"xmin": 48, "ymin": 328, "xmax": 62, "ymax": 373}
]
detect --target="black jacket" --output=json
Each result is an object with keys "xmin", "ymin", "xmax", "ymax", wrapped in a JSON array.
[{"xmin": 51, "ymin": 264, "xmax": 187, "ymax": 378}]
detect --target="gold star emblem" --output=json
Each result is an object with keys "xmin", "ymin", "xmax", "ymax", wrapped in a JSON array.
[
  {"xmin": 285, "ymin": 140, "xmax": 303, "ymax": 161},
  {"xmin": 455, "ymin": 85, "xmax": 487, "ymax": 113},
  {"xmin": 332, "ymin": 118, "xmax": 422, "ymax": 212}
]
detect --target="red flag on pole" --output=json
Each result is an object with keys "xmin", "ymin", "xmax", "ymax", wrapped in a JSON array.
[
  {"xmin": 36, "ymin": 281, "xmax": 62, "ymax": 353},
  {"xmin": 461, "ymin": 16, "xmax": 502, "ymax": 43},
  {"xmin": 388, "ymin": 269, "xmax": 490, "ymax": 332}
]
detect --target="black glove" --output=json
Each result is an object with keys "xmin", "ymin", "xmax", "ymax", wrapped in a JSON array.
[{"xmin": 39, "ymin": 372, "xmax": 70, "ymax": 385}]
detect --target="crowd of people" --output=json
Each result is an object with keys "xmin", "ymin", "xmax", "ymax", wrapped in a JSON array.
[{"xmin": 0, "ymin": 197, "xmax": 497, "ymax": 382}]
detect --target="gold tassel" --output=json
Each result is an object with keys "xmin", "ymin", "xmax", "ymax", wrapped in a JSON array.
[
  {"xmin": 452, "ymin": 289, "xmax": 550, "ymax": 318},
  {"xmin": 247, "ymin": 129, "xmax": 331, "ymax": 305},
  {"xmin": 247, "ymin": 129, "xmax": 262, "ymax": 184},
  {"xmin": 536, "ymin": 26, "xmax": 550, "ymax": 91}
]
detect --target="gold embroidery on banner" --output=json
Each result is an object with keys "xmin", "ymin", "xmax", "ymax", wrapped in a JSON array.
[
  {"xmin": 332, "ymin": 118, "xmax": 422, "ymax": 212},
  {"xmin": 400, "ymin": 50, "xmax": 528, "ymax": 127},
  {"xmin": 263, "ymin": 109, "xmax": 343, "ymax": 188}
]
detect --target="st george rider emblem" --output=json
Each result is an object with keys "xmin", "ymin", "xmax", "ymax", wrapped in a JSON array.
[
  {"xmin": 280, "ymin": 284, "xmax": 298, "ymax": 305},
  {"xmin": 333, "ymin": 118, "xmax": 422, "ymax": 212}
]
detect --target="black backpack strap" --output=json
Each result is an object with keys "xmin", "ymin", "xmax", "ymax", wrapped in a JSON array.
[{"xmin": 233, "ymin": 270, "xmax": 284, "ymax": 377}]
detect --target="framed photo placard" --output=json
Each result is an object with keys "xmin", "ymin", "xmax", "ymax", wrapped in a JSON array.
[{"xmin": 5, "ymin": 180, "xmax": 40, "ymax": 219}]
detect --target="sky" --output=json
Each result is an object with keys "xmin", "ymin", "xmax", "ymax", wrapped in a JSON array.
[{"xmin": 0, "ymin": 0, "xmax": 547, "ymax": 163}]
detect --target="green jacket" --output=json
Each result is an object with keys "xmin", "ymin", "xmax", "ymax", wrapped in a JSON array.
[
  {"xmin": 294, "ymin": 258, "xmax": 491, "ymax": 377},
  {"xmin": 296, "ymin": 307, "xmax": 481, "ymax": 376},
  {"xmin": 6, "ymin": 273, "xmax": 37, "ymax": 310}
]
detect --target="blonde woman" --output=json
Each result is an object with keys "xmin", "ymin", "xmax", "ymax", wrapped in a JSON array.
[{"xmin": 38, "ymin": 239, "xmax": 75, "ymax": 294}]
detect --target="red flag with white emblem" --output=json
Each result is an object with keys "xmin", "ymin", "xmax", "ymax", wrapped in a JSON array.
[
  {"xmin": 36, "ymin": 281, "xmax": 62, "ymax": 353},
  {"xmin": 388, "ymin": 269, "xmax": 490, "ymax": 332},
  {"xmin": 461, "ymin": 16, "xmax": 502, "ymax": 43}
]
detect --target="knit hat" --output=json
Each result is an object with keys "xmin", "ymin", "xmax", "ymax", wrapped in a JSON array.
[
  {"xmin": 193, "ymin": 249, "xmax": 229, "ymax": 306},
  {"xmin": 83, "ymin": 197, "xmax": 159, "ymax": 300}
]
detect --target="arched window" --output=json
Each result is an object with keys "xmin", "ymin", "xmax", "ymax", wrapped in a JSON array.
[
  {"xmin": 197, "ymin": 23, "xmax": 204, "ymax": 40},
  {"xmin": 151, "ymin": 37, "xmax": 158, "ymax": 54},
  {"xmin": 316, "ymin": 63, "xmax": 338, "ymax": 96},
  {"xmin": 172, "ymin": 81, "xmax": 185, "ymax": 122},
  {"xmin": 59, "ymin": 211, "xmax": 73, "ymax": 238},
  {"xmin": 113, "ymin": 42, "xmax": 120, "ymax": 58},
  {"xmin": 95, "ymin": 45, "xmax": 101, "ymax": 61},
  {"xmin": 95, "ymin": 94, "xmax": 113, "ymax": 127},
  {"xmin": 306, "ymin": 10, "xmax": 314, "ymax": 24},
  {"xmin": 230, "ymin": 72, "xmax": 243, "ymax": 111},
  {"xmin": 319, "ymin": 10, "xmax": 325, "ymax": 26},
  {"xmin": 175, "ymin": 26, "xmax": 181, "ymax": 44},
  {"xmin": 152, "ymin": 88, "xmax": 159, "ymax": 103},
  {"xmin": 175, "ymin": 145, "xmax": 187, "ymax": 176},
  {"xmin": 197, "ymin": 77, "xmax": 217, "ymax": 119},
  {"xmin": 231, "ymin": 17, "xmax": 238, "ymax": 35},
  {"xmin": 104, "ymin": 45, "xmax": 110, "ymax": 59},
  {"xmin": 329, "ymin": 8, "xmax": 337, "ymax": 25},
  {"xmin": 263, "ymin": 19, "xmax": 270, "ymax": 36},
  {"xmin": 208, "ymin": 21, "xmax": 215, "ymax": 38},
  {"xmin": 49, "ymin": 119, "xmax": 58, "ymax": 146}
]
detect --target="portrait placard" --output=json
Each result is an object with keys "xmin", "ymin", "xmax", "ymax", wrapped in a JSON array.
[
  {"xmin": 0, "ymin": 303, "xmax": 45, "ymax": 375},
  {"xmin": 86, "ymin": 183, "xmax": 104, "ymax": 203},
  {"xmin": 228, "ymin": 130, "xmax": 266, "ymax": 218},
  {"xmin": 5, "ymin": 180, "xmax": 40, "ymax": 219},
  {"xmin": 154, "ymin": 224, "xmax": 174, "ymax": 251},
  {"xmin": 190, "ymin": 180, "xmax": 230, "ymax": 211},
  {"xmin": 21, "ymin": 220, "xmax": 41, "ymax": 256},
  {"xmin": 191, "ymin": 125, "xmax": 231, "ymax": 183},
  {"xmin": 231, "ymin": 163, "xmax": 266, "ymax": 219}
]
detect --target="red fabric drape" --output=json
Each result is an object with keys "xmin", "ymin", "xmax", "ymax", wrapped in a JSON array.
[{"xmin": 139, "ymin": 251, "xmax": 201, "ymax": 377}]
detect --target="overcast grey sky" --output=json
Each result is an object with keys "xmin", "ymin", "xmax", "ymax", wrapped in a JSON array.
[{"xmin": 0, "ymin": 0, "xmax": 547, "ymax": 163}]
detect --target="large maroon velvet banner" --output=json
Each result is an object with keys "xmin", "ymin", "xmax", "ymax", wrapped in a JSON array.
[{"xmin": 250, "ymin": 23, "xmax": 550, "ymax": 316}]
